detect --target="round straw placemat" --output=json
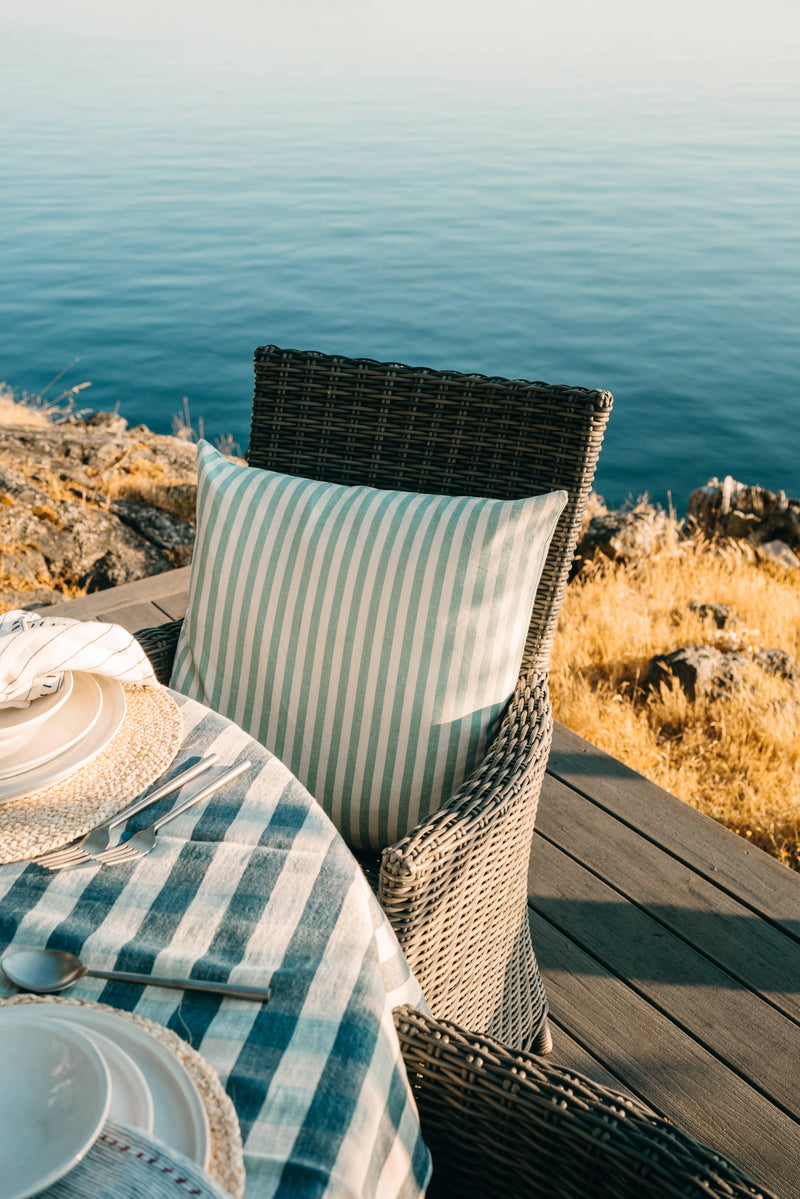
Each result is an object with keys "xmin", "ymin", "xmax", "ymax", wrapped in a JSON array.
[
  {"xmin": 0, "ymin": 685, "xmax": 182, "ymax": 864},
  {"xmin": 0, "ymin": 994, "xmax": 245, "ymax": 1198}
]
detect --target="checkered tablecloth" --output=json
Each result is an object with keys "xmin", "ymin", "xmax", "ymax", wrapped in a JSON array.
[{"xmin": 0, "ymin": 691, "xmax": 432, "ymax": 1199}]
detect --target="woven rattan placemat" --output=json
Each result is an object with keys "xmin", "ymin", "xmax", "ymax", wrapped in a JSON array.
[
  {"xmin": 0, "ymin": 685, "xmax": 183, "ymax": 864},
  {"xmin": 0, "ymin": 994, "xmax": 245, "ymax": 1198}
]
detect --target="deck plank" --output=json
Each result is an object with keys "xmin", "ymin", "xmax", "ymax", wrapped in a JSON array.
[
  {"xmin": 545, "ymin": 1019, "xmax": 645, "ymax": 1105},
  {"xmin": 548, "ymin": 722, "xmax": 800, "ymax": 935},
  {"xmin": 531, "ymin": 907, "xmax": 800, "ymax": 1197},
  {"xmin": 148, "ymin": 592, "xmax": 189, "ymax": 621},
  {"xmin": 536, "ymin": 772, "xmax": 800, "ymax": 1025},
  {"xmin": 529, "ymin": 832, "xmax": 800, "ymax": 1118},
  {"xmin": 40, "ymin": 567, "xmax": 191, "ymax": 623}
]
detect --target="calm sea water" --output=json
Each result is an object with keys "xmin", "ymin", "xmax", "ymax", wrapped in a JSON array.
[{"xmin": 2, "ymin": 24, "xmax": 798, "ymax": 508}]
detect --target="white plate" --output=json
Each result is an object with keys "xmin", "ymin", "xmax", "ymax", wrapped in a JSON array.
[
  {"xmin": 29, "ymin": 1005, "xmax": 210, "ymax": 1169},
  {"xmin": 55, "ymin": 1021, "xmax": 155, "ymax": 1134},
  {"xmin": 0, "ymin": 676, "xmax": 126, "ymax": 802},
  {"xmin": 0, "ymin": 673, "xmax": 103, "ymax": 781},
  {"xmin": 0, "ymin": 1008, "xmax": 110, "ymax": 1199},
  {"xmin": 0, "ymin": 672, "xmax": 75, "ymax": 755}
]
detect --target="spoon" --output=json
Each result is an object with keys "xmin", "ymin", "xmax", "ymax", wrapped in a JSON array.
[{"xmin": 1, "ymin": 949, "xmax": 272, "ymax": 1003}]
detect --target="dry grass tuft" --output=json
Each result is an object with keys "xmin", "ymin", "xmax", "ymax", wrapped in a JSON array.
[
  {"xmin": 551, "ymin": 526, "xmax": 800, "ymax": 868},
  {"xmin": 0, "ymin": 378, "xmax": 92, "ymax": 426},
  {"xmin": 101, "ymin": 457, "xmax": 197, "ymax": 523},
  {"xmin": 0, "ymin": 385, "xmax": 50, "ymax": 427}
]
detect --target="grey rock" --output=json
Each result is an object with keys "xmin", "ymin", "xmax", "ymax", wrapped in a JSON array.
[
  {"xmin": 689, "ymin": 602, "xmax": 733, "ymax": 629},
  {"xmin": 110, "ymin": 499, "xmax": 195, "ymax": 565},
  {"xmin": 576, "ymin": 499, "xmax": 670, "ymax": 567},
  {"xmin": 0, "ymin": 464, "xmax": 53, "ymax": 508},
  {"xmin": 754, "ymin": 648, "xmax": 800, "ymax": 685},
  {"xmin": 688, "ymin": 476, "xmax": 800, "ymax": 558},
  {"xmin": 647, "ymin": 643, "xmax": 800, "ymax": 701},
  {"xmin": 83, "ymin": 411, "xmax": 128, "ymax": 435},
  {"xmin": 0, "ymin": 585, "xmax": 65, "ymax": 610},
  {"xmin": 756, "ymin": 540, "xmax": 800, "ymax": 571},
  {"xmin": 646, "ymin": 645, "xmax": 751, "ymax": 701}
]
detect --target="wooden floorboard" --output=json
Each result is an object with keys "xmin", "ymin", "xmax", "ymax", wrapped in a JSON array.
[
  {"xmin": 530, "ymin": 909, "xmax": 800, "ymax": 1197},
  {"xmin": 529, "ymin": 833, "xmax": 800, "ymax": 1119},
  {"xmin": 44, "ymin": 567, "xmax": 191, "ymax": 624},
  {"xmin": 548, "ymin": 722, "xmax": 800, "ymax": 936},
  {"xmin": 536, "ymin": 773, "xmax": 800, "ymax": 1024},
  {"xmin": 544, "ymin": 1018, "xmax": 645, "ymax": 1105},
  {"xmin": 40, "ymin": 571, "xmax": 800, "ymax": 1197}
]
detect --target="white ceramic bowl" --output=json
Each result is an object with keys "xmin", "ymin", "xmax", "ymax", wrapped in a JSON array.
[{"xmin": 0, "ymin": 672, "xmax": 75, "ymax": 757}]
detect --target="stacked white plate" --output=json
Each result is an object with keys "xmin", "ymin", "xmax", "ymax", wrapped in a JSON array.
[
  {"xmin": 0, "ymin": 672, "xmax": 127, "ymax": 803},
  {"xmin": 0, "ymin": 1006, "xmax": 210, "ymax": 1199}
]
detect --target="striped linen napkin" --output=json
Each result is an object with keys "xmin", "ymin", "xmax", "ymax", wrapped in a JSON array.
[
  {"xmin": 0, "ymin": 610, "xmax": 158, "ymax": 708},
  {"xmin": 37, "ymin": 1121, "xmax": 231, "ymax": 1199}
]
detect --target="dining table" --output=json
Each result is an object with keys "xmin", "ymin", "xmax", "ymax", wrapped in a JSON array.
[{"xmin": 0, "ymin": 689, "xmax": 432, "ymax": 1199}]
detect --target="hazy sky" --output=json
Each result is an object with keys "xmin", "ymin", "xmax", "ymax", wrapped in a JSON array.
[{"xmin": 4, "ymin": 0, "xmax": 797, "ymax": 85}]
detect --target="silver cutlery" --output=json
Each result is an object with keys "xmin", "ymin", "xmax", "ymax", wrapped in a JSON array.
[
  {"xmin": 2, "ymin": 947, "xmax": 271, "ymax": 1002},
  {"xmin": 35, "ymin": 753, "xmax": 221, "ymax": 868},
  {"xmin": 88, "ymin": 759, "xmax": 251, "ymax": 866}
]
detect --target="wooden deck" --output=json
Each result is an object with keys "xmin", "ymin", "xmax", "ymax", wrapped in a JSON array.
[{"xmin": 44, "ymin": 569, "xmax": 800, "ymax": 1198}]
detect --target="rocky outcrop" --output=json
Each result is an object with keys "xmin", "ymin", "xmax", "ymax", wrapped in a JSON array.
[
  {"xmin": 0, "ymin": 412, "xmax": 199, "ymax": 611},
  {"xmin": 574, "ymin": 498, "xmax": 670, "ymax": 568},
  {"xmin": 575, "ymin": 478, "xmax": 800, "ymax": 573},
  {"xmin": 687, "ymin": 476, "xmax": 800, "ymax": 569}
]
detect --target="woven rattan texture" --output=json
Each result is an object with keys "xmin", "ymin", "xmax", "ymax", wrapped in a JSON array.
[
  {"xmin": 250, "ymin": 345, "xmax": 613, "ymax": 675},
  {"xmin": 394, "ymin": 1006, "xmax": 779, "ymax": 1199},
  {"xmin": 139, "ymin": 345, "xmax": 611, "ymax": 1050},
  {"xmin": 137, "ymin": 621, "xmax": 183, "ymax": 686},
  {"xmin": 0, "ymin": 686, "xmax": 182, "ymax": 864},
  {"xmin": 1, "ymin": 994, "xmax": 245, "ymax": 1198}
]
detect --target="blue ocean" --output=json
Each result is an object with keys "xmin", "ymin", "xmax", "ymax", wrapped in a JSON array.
[{"xmin": 2, "ymin": 10, "xmax": 798, "ymax": 509}]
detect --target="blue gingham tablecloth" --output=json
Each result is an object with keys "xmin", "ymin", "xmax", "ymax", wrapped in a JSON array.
[{"xmin": 0, "ymin": 692, "xmax": 432, "ymax": 1199}]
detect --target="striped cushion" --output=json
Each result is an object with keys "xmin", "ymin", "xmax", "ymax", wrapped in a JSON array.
[{"xmin": 171, "ymin": 442, "xmax": 566, "ymax": 850}]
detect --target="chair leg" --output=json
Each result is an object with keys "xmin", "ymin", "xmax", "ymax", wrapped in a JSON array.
[{"xmin": 531, "ymin": 1016, "xmax": 553, "ymax": 1056}]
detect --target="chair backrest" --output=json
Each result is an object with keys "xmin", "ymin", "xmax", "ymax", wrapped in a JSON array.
[{"xmin": 249, "ymin": 345, "xmax": 613, "ymax": 675}]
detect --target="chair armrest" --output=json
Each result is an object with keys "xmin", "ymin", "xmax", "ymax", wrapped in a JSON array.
[
  {"xmin": 380, "ymin": 674, "xmax": 552, "ymax": 1044},
  {"xmin": 134, "ymin": 620, "xmax": 184, "ymax": 685},
  {"xmin": 394, "ymin": 1006, "xmax": 777, "ymax": 1199}
]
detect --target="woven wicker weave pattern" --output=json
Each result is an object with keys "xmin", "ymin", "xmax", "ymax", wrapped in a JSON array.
[
  {"xmin": 380, "ymin": 676, "xmax": 553, "ymax": 1048},
  {"xmin": 394, "ymin": 1005, "xmax": 778, "ymax": 1199},
  {"xmin": 250, "ymin": 347, "xmax": 613, "ymax": 676},
  {"xmin": 138, "ymin": 345, "xmax": 612, "ymax": 1051}
]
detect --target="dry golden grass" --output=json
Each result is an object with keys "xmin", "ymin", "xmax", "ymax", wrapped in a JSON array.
[
  {"xmin": 0, "ymin": 379, "xmax": 92, "ymax": 426},
  {"xmin": 98, "ymin": 457, "xmax": 197, "ymax": 523},
  {"xmin": 551, "ymin": 531, "xmax": 800, "ymax": 868},
  {"xmin": 0, "ymin": 569, "xmax": 89, "ymax": 606},
  {"xmin": 0, "ymin": 386, "xmax": 50, "ymax": 427}
]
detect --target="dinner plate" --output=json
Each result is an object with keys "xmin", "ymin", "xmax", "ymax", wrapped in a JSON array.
[
  {"xmin": 0, "ymin": 1008, "xmax": 110, "ymax": 1199},
  {"xmin": 30, "ymin": 1005, "xmax": 210, "ymax": 1169},
  {"xmin": 0, "ymin": 675, "xmax": 126, "ymax": 802},
  {"xmin": 0, "ymin": 672, "xmax": 75, "ymax": 756},
  {"xmin": 55, "ymin": 1021, "xmax": 155, "ymax": 1134},
  {"xmin": 0, "ymin": 672, "xmax": 103, "ymax": 781}
]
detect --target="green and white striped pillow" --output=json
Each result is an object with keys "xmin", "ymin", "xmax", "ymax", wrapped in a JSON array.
[{"xmin": 171, "ymin": 442, "xmax": 566, "ymax": 850}]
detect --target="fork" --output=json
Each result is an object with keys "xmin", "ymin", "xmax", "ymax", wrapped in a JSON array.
[
  {"xmin": 36, "ymin": 753, "xmax": 220, "ymax": 869},
  {"xmin": 91, "ymin": 759, "xmax": 252, "ymax": 865}
]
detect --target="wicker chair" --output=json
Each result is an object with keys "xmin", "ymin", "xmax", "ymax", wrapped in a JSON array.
[
  {"xmin": 394, "ymin": 1005, "xmax": 778, "ymax": 1199},
  {"xmin": 135, "ymin": 345, "xmax": 612, "ymax": 1053}
]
